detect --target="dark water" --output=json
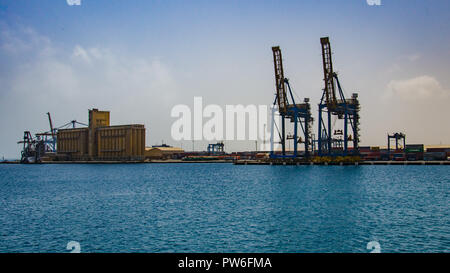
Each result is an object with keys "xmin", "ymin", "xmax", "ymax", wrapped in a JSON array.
[{"xmin": 0, "ymin": 163, "xmax": 449, "ymax": 253}]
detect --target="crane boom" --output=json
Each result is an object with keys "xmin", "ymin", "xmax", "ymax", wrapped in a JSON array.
[
  {"xmin": 47, "ymin": 112, "xmax": 55, "ymax": 139},
  {"xmin": 320, "ymin": 37, "xmax": 337, "ymax": 108},
  {"xmin": 272, "ymin": 46, "xmax": 288, "ymax": 115}
]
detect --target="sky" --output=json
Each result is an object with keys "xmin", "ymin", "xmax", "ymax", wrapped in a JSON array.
[{"xmin": 0, "ymin": 0, "xmax": 449, "ymax": 158}]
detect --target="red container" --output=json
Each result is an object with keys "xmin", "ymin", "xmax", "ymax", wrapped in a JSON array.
[{"xmin": 359, "ymin": 146, "xmax": 371, "ymax": 152}]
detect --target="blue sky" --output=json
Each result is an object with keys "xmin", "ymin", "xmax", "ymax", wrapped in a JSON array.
[{"xmin": 1, "ymin": 0, "xmax": 449, "ymax": 158}]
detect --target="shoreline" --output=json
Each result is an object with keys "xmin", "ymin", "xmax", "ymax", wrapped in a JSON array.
[{"xmin": 1, "ymin": 160, "xmax": 449, "ymax": 165}]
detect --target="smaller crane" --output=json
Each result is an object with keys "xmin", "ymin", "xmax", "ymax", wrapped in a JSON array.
[
  {"xmin": 387, "ymin": 132, "xmax": 406, "ymax": 159},
  {"xmin": 207, "ymin": 142, "xmax": 224, "ymax": 155}
]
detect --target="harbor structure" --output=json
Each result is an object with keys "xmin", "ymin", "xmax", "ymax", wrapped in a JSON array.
[
  {"xmin": 57, "ymin": 109, "xmax": 145, "ymax": 161},
  {"xmin": 269, "ymin": 46, "xmax": 313, "ymax": 159}
]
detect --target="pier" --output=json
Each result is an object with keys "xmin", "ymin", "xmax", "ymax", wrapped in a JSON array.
[{"xmin": 234, "ymin": 160, "xmax": 450, "ymax": 166}]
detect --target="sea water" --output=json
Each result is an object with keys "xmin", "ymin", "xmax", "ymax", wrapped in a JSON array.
[{"xmin": 0, "ymin": 163, "xmax": 449, "ymax": 252}]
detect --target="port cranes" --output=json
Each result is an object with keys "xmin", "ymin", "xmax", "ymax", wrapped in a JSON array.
[
  {"xmin": 33, "ymin": 112, "xmax": 57, "ymax": 153},
  {"xmin": 207, "ymin": 142, "xmax": 224, "ymax": 155},
  {"xmin": 317, "ymin": 37, "xmax": 360, "ymax": 156},
  {"xmin": 18, "ymin": 131, "xmax": 42, "ymax": 163},
  {"xmin": 270, "ymin": 46, "xmax": 313, "ymax": 159},
  {"xmin": 388, "ymin": 132, "xmax": 406, "ymax": 151},
  {"xmin": 18, "ymin": 113, "xmax": 87, "ymax": 163},
  {"xmin": 387, "ymin": 132, "xmax": 406, "ymax": 158}
]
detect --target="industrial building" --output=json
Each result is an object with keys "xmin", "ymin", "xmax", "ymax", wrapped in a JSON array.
[
  {"xmin": 144, "ymin": 145, "xmax": 184, "ymax": 160},
  {"xmin": 57, "ymin": 109, "xmax": 145, "ymax": 161}
]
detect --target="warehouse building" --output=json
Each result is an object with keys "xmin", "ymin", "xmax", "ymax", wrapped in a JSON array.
[
  {"xmin": 144, "ymin": 145, "xmax": 184, "ymax": 160},
  {"xmin": 57, "ymin": 109, "xmax": 145, "ymax": 161}
]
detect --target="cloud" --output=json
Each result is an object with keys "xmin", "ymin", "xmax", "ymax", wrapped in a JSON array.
[
  {"xmin": 0, "ymin": 23, "xmax": 52, "ymax": 56},
  {"xmin": 386, "ymin": 53, "xmax": 421, "ymax": 74},
  {"xmin": 407, "ymin": 54, "xmax": 420, "ymax": 62},
  {"xmin": 72, "ymin": 45, "xmax": 91, "ymax": 63},
  {"xmin": 374, "ymin": 75, "xmax": 450, "ymax": 145},
  {"xmin": 384, "ymin": 75, "xmax": 449, "ymax": 101},
  {"xmin": 0, "ymin": 23, "xmax": 178, "ymax": 103},
  {"xmin": 0, "ymin": 23, "xmax": 179, "ymax": 158}
]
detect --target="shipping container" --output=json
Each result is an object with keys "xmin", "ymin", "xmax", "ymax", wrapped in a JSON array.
[
  {"xmin": 392, "ymin": 153, "xmax": 405, "ymax": 161},
  {"xmin": 406, "ymin": 152, "xmax": 423, "ymax": 161},
  {"xmin": 359, "ymin": 146, "xmax": 371, "ymax": 152},
  {"xmin": 405, "ymin": 144, "xmax": 424, "ymax": 153},
  {"xmin": 365, "ymin": 156, "xmax": 381, "ymax": 161},
  {"xmin": 426, "ymin": 148, "xmax": 446, "ymax": 153},
  {"xmin": 424, "ymin": 152, "xmax": 447, "ymax": 161}
]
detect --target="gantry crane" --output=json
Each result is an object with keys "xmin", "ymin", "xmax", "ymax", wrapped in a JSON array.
[
  {"xmin": 387, "ymin": 132, "xmax": 406, "ymax": 158},
  {"xmin": 18, "ymin": 113, "xmax": 57, "ymax": 163},
  {"xmin": 207, "ymin": 142, "xmax": 224, "ymax": 155},
  {"xmin": 17, "ymin": 131, "xmax": 41, "ymax": 163},
  {"xmin": 270, "ymin": 46, "xmax": 313, "ymax": 159},
  {"xmin": 18, "ymin": 113, "xmax": 88, "ymax": 163},
  {"xmin": 317, "ymin": 37, "xmax": 360, "ymax": 156}
]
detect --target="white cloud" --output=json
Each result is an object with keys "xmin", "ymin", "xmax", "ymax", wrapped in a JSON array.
[
  {"xmin": 373, "ymin": 75, "xmax": 450, "ymax": 146},
  {"xmin": 386, "ymin": 53, "xmax": 421, "ymax": 74},
  {"xmin": 0, "ymin": 23, "xmax": 52, "ymax": 55},
  {"xmin": 384, "ymin": 75, "xmax": 449, "ymax": 101},
  {"xmin": 0, "ymin": 23, "xmax": 179, "ymax": 158},
  {"xmin": 72, "ymin": 45, "xmax": 91, "ymax": 63},
  {"xmin": 407, "ymin": 54, "xmax": 420, "ymax": 62}
]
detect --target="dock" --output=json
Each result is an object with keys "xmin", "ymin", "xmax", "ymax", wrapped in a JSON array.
[
  {"xmin": 234, "ymin": 160, "xmax": 450, "ymax": 166},
  {"xmin": 2, "ymin": 160, "xmax": 449, "ymax": 165}
]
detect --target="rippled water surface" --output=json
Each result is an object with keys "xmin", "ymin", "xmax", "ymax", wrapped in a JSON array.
[{"xmin": 0, "ymin": 163, "xmax": 449, "ymax": 252}]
